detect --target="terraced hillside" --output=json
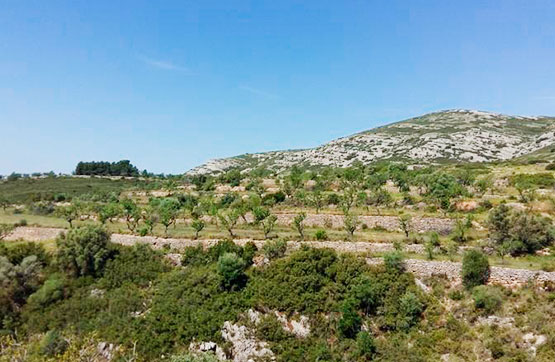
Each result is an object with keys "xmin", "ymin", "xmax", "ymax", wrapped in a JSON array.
[{"xmin": 188, "ymin": 109, "xmax": 555, "ymax": 174}]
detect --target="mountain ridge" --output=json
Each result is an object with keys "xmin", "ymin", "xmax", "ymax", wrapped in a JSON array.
[{"xmin": 188, "ymin": 109, "xmax": 555, "ymax": 174}]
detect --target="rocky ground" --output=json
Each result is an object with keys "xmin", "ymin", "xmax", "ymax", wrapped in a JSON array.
[{"xmin": 188, "ymin": 110, "xmax": 555, "ymax": 174}]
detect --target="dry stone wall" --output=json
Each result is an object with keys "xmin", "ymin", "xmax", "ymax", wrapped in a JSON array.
[
  {"xmin": 367, "ymin": 258, "xmax": 555, "ymax": 288},
  {"xmin": 5, "ymin": 227, "xmax": 63, "ymax": 242},
  {"xmin": 6, "ymin": 226, "xmax": 555, "ymax": 289}
]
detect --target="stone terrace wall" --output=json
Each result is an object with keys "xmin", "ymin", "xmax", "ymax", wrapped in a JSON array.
[
  {"xmin": 367, "ymin": 258, "xmax": 555, "ymax": 288},
  {"xmin": 6, "ymin": 226, "xmax": 555, "ymax": 289},
  {"xmin": 5, "ymin": 227, "xmax": 63, "ymax": 242}
]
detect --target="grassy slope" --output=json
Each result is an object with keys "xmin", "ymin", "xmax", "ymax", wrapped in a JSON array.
[{"xmin": 0, "ymin": 176, "xmax": 141, "ymax": 203}]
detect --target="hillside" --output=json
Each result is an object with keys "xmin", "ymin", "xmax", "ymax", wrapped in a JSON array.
[{"xmin": 188, "ymin": 109, "xmax": 555, "ymax": 174}]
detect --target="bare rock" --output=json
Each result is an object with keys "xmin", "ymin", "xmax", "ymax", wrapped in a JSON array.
[
  {"xmin": 455, "ymin": 200, "xmax": 479, "ymax": 211},
  {"xmin": 221, "ymin": 321, "xmax": 275, "ymax": 362},
  {"xmin": 189, "ymin": 341, "xmax": 226, "ymax": 360}
]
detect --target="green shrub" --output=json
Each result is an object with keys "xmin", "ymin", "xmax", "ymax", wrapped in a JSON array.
[
  {"xmin": 349, "ymin": 275, "xmax": 381, "ymax": 316},
  {"xmin": 0, "ymin": 242, "xmax": 50, "ymax": 265},
  {"xmin": 315, "ymin": 229, "xmax": 328, "ymax": 241},
  {"xmin": 0, "ymin": 255, "xmax": 43, "ymax": 330},
  {"xmin": 384, "ymin": 251, "xmax": 405, "ymax": 274},
  {"xmin": 326, "ymin": 193, "xmax": 341, "ymax": 205},
  {"xmin": 448, "ymin": 290, "xmax": 464, "ymax": 301},
  {"xmin": 461, "ymin": 249, "xmax": 490, "ymax": 289},
  {"xmin": 102, "ymin": 244, "xmax": 170, "ymax": 288},
  {"xmin": 217, "ymin": 252, "xmax": 247, "ymax": 290},
  {"xmin": 182, "ymin": 245, "xmax": 211, "ymax": 266},
  {"xmin": 242, "ymin": 241, "xmax": 257, "ymax": 266},
  {"xmin": 248, "ymin": 247, "xmax": 349, "ymax": 314},
  {"xmin": 139, "ymin": 267, "xmax": 247, "ymax": 357},
  {"xmin": 56, "ymin": 225, "xmax": 112, "ymax": 277},
  {"xmin": 472, "ymin": 285, "xmax": 503, "ymax": 314},
  {"xmin": 29, "ymin": 201, "xmax": 55, "ymax": 215},
  {"xmin": 353, "ymin": 331, "xmax": 376, "ymax": 360},
  {"xmin": 208, "ymin": 239, "xmax": 243, "ymax": 262},
  {"xmin": 0, "ymin": 223, "xmax": 14, "ymax": 241},
  {"xmin": 487, "ymin": 338, "xmax": 505, "ymax": 359},
  {"xmin": 27, "ymin": 273, "xmax": 65, "ymax": 308},
  {"xmin": 262, "ymin": 239, "xmax": 287, "ymax": 260},
  {"xmin": 38, "ymin": 330, "xmax": 68, "ymax": 357},
  {"xmin": 397, "ymin": 291, "xmax": 423, "ymax": 330},
  {"xmin": 138, "ymin": 226, "xmax": 149, "ymax": 236},
  {"xmin": 255, "ymin": 314, "xmax": 292, "ymax": 342},
  {"xmin": 507, "ymin": 211, "xmax": 555, "ymax": 255},
  {"xmin": 479, "ymin": 199, "xmax": 493, "ymax": 210},
  {"xmin": 510, "ymin": 173, "xmax": 555, "ymax": 189},
  {"xmin": 338, "ymin": 299, "xmax": 362, "ymax": 338}
]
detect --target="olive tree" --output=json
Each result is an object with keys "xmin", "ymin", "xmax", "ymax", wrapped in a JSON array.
[
  {"xmin": 157, "ymin": 198, "xmax": 181, "ymax": 235},
  {"xmin": 218, "ymin": 208, "xmax": 241, "ymax": 238},
  {"xmin": 344, "ymin": 212, "xmax": 360, "ymax": 240},
  {"xmin": 0, "ymin": 223, "xmax": 14, "ymax": 241},
  {"xmin": 293, "ymin": 212, "xmax": 306, "ymax": 240},
  {"xmin": 308, "ymin": 190, "xmax": 325, "ymax": 214},
  {"xmin": 121, "ymin": 198, "xmax": 141, "ymax": 232},
  {"xmin": 191, "ymin": 219, "xmax": 205, "ymax": 240},
  {"xmin": 55, "ymin": 204, "xmax": 81, "ymax": 228},
  {"xmin": 0, "ymin": 195, "xmax": 9, "ymax": 212},
  {"xmin": 98, "ymin": 202, "xmax": 122, "ymax": 224},
  {"xmin": 142, "ymin": 206, "xmax": 159, "ymax": 235},
  {"xmin": 398, "ymin": 215, "xmax": 412, "ymax": 238},
  {"xmin": 253, "ymin": 207, "xmax": 278, "ymax": 239}
]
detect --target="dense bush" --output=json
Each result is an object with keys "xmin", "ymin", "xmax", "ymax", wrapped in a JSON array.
[
  {"xmin": 0, "ymin": 242, "xmax": 50, "ymax": 266},
  {"xmin": 29, "ymin": 201, "xmax": 56, "ymax": 215},
  {"xmin": 315, "ymin": 229, "xmax": 328, "ymax": 241},
  {"xmin": 102, "ymin": 244, "xmax": 170, "ymax": 288},
  {"xmin": 255, "ymin": 314, "xmax": 292, "ymax": 343},
  {"xmin": 461, "ymin": 249, "xmax": 490, "ymax": 289},
  {"xmin": 510, "ymin": 173, "xmax": 555, "ymax": 189},
  {"xmin": 489, "ymin": 204, "xmax": 555, "ymax": 255},
  {"xmin": 0, "ymin": 238, "xmax": 435, "ymax": 360},
  {"xmin": 27, "ymin": 273, "xmax": 65, "ymax": 308},
  {"xmin": 38, "ymin": 329, "xmax": 68, "ymax": 357},
  {"xmin": 338, "ymin": 299, "xmax": 362, "ymax": 338},
  {"xmin": 354, "ymin": 331, "xmax": 376, "ymax": 360},
  {"xmin": 0, "ymin": 255, "xmax": 43, "ymax": 331},
  {"xmin": 262, "ymin": 239, "xmax": 287, "ymax": 260},
  {"xmin": 138, "ymin": 266, "xmax": 247, "ymax": 357},
  {"xmin": 56, "ymin": 225, "xmax": 112, "ymax": 277},
  {"xmin": 248, "ymin": 247, "xmax": 345, "ymax": 314},
  {"xmin": 471, "ymin": 285, "xmax": 503, "ymax": 314},
  {"xmin": 384, "ymin": 251, "xmax": 405, "ymax": 274},
  {"xmin": 396, "ymin": 291, "xmax": 424, "ymax": 330},
  {"xmin": 217, "ymin": 252, "xmax": 247, "ymax": 290}
]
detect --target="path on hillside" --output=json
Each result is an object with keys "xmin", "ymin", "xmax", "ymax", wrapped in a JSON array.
[{"xmin": 5, "ymin": 226, "xmax": 555, "ymax": 288}]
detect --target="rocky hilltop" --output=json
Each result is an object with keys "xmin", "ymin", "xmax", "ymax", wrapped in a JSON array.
[{"xmin": 188, "ymin": 109, "xmax": 555, "ymax": 174}]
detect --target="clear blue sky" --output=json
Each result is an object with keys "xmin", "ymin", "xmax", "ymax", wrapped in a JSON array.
[{"xmin": 1, "ymin": 0, "xmax": 555, "ymax": 174}]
